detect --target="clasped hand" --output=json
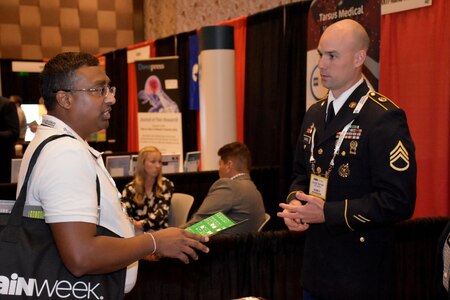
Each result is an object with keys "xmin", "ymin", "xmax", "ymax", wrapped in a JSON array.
[{"xmin": 277, "ymin": 192, "xmax": 325, "ymax": 231}]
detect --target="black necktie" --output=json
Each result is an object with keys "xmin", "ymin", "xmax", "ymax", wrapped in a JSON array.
[{"xmin": 326, "ymin": 102, "xmax": 335, "ymax": 126}]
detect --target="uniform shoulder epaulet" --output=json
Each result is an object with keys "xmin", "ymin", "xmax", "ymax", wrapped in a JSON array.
[{"xmin": 367, "ymin": 91, "xmax": 399, "ymax": 111}]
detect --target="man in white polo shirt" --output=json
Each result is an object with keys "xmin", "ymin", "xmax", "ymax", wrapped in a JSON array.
[{"xmin": 17, "ymin": 52, "xmax": 209, "ymax": 295}]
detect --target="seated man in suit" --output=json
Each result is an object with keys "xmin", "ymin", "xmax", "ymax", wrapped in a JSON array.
[{"xmin": 181, "ymin": 142, "xmax": 266, "ymax": 234}]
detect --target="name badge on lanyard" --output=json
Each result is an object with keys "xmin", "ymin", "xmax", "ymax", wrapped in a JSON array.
[
  {"xmin": 308, "ymin": 93, "xmax": 369, "ymax": 201},
  {"xmin": 309, "ymin": 174, "xmax": 328, "ymax": 200}
]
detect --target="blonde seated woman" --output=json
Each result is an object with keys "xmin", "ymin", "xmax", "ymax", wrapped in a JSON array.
[{"xmin": 121, "ymin": 146, "xmax": 174, "ymax": 234}]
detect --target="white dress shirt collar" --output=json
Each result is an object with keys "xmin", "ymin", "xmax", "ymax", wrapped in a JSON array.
[{"xmin": 327, "ymin": 78, "xmax": 364, "ymax": 114}]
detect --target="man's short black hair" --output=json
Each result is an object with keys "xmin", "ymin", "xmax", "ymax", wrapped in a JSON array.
[
  {"xmin": 40, "ymin": 52, "xmax": 99, "ymax": 111},
  {"xmin": 218, "ymin": 141, "xmax": 252, "ymax": 171}
]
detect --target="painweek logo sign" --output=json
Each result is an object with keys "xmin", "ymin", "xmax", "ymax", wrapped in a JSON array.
[{"xmin": 0, "ymin": 273, "xmax": 103, "ymax": 299}]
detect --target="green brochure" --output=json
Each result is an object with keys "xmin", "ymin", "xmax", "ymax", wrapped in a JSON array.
[{"xmin": 186, "ymin": 212, "xmax": 241, "ymax": 236}]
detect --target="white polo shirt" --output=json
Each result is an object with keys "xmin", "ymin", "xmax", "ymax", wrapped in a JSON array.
[{"xmin": 16, "ymin": 114, "xmax": 137, "ymax": 293}]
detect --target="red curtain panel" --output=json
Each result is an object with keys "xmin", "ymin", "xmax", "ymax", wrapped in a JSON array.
[{"xmin": 379, "ymin": 0, "xmax": 450, "ymax": 217}]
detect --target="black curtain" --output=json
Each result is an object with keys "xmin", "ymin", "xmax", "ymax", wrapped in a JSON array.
[
  {"xmin": 104, "ymin": 49, "xmax": 129, "ymax": 152},
  {"xmin": 176, "ymin": 31, "xmax": 199, "ymax": 154},
  {"xmin": 244, "ymin": 8, "xmax": 285, "ymax": 168},
  {"xmin": 394, "ymin": 217, "xmax": 449, "ymax": 300},
  {"xmin": 244, "ymin": 3, "xmax": 311, "ymax": 226},
  {"xmin": 155, "ymin": 36, "xmax": 176, "ymax": 56},
  {"xmin": 125, "ymin": 230, "xmax": 306, "ymax": 300},
  {"xmin": 124, "ymin": 217, "xmax": 450, "ymax": 300},
  {"xmin": 0, "ymin": 59, "xmax": 41, "ymax": 104},
  {"xmin": 278, "ymin": 2, "xmax": 311, "ymax": 197}
]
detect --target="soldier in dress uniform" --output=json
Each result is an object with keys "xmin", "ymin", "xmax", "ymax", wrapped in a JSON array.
[{"xmin": 277, "ymin": 19, "xmax": 416, "ymax": 300}]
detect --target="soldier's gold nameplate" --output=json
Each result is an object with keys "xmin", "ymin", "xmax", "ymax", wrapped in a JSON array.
[{"xmin": 309, "ymin": 174, "xmax": 328, "ymax": 200}]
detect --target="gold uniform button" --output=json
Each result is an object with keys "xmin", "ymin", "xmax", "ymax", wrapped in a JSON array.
[
  {"xmin": 341, "ymin": 150, "xmax": 346, "ymax": 156},
  {"xmin": 318, "ymin": 148, "xmax": 323, "ymax": 155},
  {"xmin": 359, "ymin": 237, "xmax": 365, "ymax": 243}
]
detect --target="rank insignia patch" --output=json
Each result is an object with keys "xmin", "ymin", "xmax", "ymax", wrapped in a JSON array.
[{"xmin": 389, "ymin": 140, "xmax": 410, "ymax": 171}]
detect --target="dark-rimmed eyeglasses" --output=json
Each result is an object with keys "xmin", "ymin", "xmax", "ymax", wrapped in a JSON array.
[{"xmin": 55, "ymin": 86, "xmax": 116, "ymax": 97}]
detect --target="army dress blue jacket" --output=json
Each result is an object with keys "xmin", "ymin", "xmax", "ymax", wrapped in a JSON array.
[{"xmin": 289, "ymin": 81, "xmax": 417, "ymax": 300}]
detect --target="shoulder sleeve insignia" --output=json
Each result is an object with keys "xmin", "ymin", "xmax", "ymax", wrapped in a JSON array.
[
  {"xmin": 368, "ymin": 91, "xmax": 399, "ymax": 110},
  {"xmin": 389, "ymin": 140, "xmax": 410, "ymax": 171}
]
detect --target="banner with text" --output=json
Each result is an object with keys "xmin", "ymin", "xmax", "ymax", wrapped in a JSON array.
[
  {"xmin": 135, "ymin": 57, "xmax": 183, "ymax": 166},
  {"xmin": 306, "ymin": 0, "xmax": 380, "ymax": 108}
]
